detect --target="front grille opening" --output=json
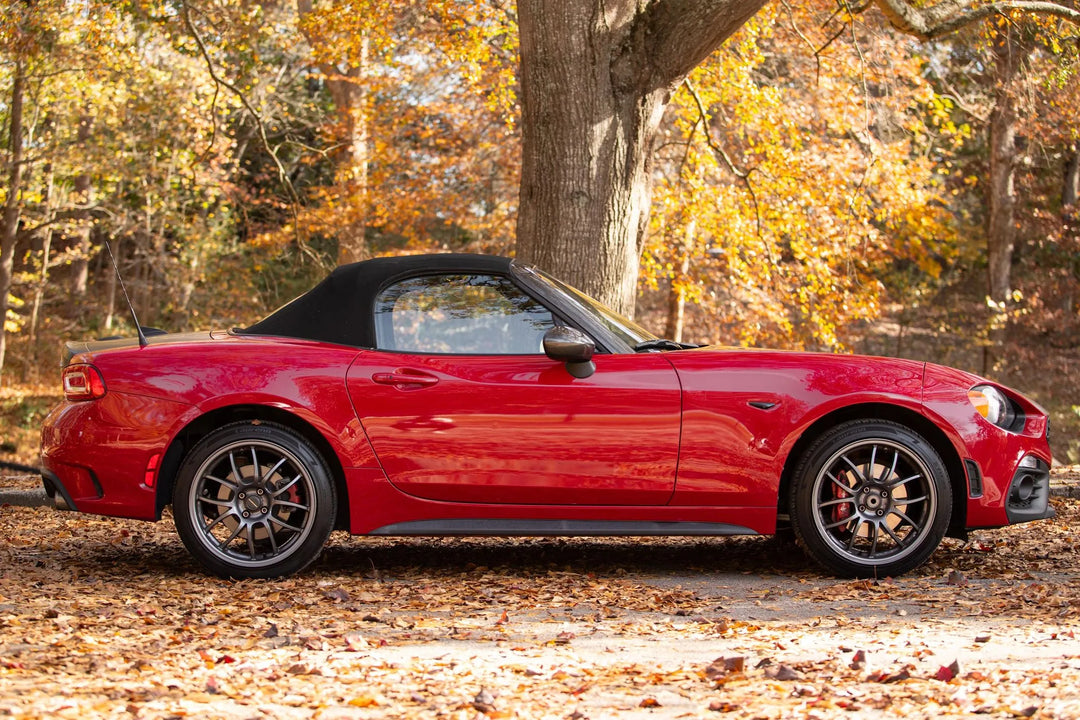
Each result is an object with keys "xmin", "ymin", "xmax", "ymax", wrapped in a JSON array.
[
  {"xmin": 1009, "ymin": 473, "xmax": 1041, "ymax": 507},
  {"xmin": 1005, "ymin": 457, "xmax": 1051, "ymax": 523}
]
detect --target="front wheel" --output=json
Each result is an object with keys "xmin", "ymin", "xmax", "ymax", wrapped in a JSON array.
[
  {"xmin": 173, "ymin": 421, "xmax": 336, "ymax": 579},
  {"xmin": 789, "ymin": 420, "xmax": 952, "ymax": 578}
]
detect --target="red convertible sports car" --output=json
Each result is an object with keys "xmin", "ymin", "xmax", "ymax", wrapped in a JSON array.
[{"xmin": 40, "ymin": 254, "xmax": 1054, "ymax": 579}]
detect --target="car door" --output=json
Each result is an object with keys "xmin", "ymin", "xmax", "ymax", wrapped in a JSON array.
[{"xmin": 346, "ymin": 272, "xmax": 682, "ymax": 506}]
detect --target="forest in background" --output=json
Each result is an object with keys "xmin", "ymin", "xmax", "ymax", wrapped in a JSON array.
[{"xmin": 1, "ymin": 0, "xmax": 1078, "ymax": 461}]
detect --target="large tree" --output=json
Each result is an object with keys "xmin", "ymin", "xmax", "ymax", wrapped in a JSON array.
[{"xmin": 514, "ymin": 0, "xmax": 1080, "ymax": 317}]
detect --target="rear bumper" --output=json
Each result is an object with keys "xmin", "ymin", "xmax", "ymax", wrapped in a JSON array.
[
  {"xmin": 41, "ymin": 467, "xmax": 76, "ymax": 511},
  {"xmin": 39, "ymin": 394, "xmax": 189, "ymax": 520},
  {"xmin": 0, "ymin": 460, "xmax": 73, "ymax": 511}
]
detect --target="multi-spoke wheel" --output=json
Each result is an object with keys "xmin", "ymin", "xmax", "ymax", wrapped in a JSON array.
[
  {"xmin": 173, "ymin": 422, "xmax": 336, "ymax": 578},
  {"xmin": 790, "ymin": 420, "xmax": 952, "ymax": 578}
]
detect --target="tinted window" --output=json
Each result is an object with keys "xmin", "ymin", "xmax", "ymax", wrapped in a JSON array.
[{"xmin": 374, "ymin": 274, "xmax": 554, "ymax": 354}]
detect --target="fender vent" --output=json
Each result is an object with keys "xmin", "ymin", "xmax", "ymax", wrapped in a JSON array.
[{"xmin": 963, "ymin": 459, "xmax": 983, "ymax": 498}]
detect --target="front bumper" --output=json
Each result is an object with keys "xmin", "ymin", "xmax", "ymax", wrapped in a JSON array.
[{"xmin": 1003, "ymin": 456, "xmax": 1055, "ymax": 524}]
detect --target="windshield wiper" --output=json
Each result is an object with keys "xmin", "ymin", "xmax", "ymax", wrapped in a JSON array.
[{"xmin": 633, "ymin": 338, "xmax": 703, "ymax": 352}]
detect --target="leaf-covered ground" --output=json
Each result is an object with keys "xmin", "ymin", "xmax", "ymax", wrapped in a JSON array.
[{"xmin": 1, "ymin": 474, "xmax": 1079, "ymax": 719}]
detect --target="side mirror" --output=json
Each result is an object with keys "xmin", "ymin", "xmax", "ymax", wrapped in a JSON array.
[{"xmin": 543, "ymin": 326, "xmax": 596, "ymax": 379}]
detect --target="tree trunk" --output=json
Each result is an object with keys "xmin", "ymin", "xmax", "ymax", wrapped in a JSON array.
[
  {"xmin": 28, "ymin": 164, "xmax": 55, "ymax": 345},
  {"xmin": 1064, "ymin": 143, "xmax": 1079, "ymax": 215},
  {"xmin": 296, "ymin": 0, "xmax": 369, "ymax": 265},
  {"xmin": 986, "ymin": 35, "xmax": 1019, "ymax": 306},
  {"xmin": 515, "ymin": 2, "xmax": 664, "ymax": 317},
  {"xmin": 104, "ymin": 237, "xmax": 118, "ymax": 332},
  {"xmin": 0, "ymin": 59, "xmax": 27, "ymax": 377},
  {"xmin": 70, "ymin": 113, "xmax": 95, "ymax": 296},
  {"xmin": 328, "ymin": 58, "xmax": 369, "ymax": 265},
  {"xmin": 664, "ymin": 222, "xmax": 695, "ymax": 341},
  {"xmin": 514, "ymin": 0, "xmax": 766, "ymax": 318},
  {"xmin": 982, "ymin": 28, "xmax": 1024, "ymax": 375}
]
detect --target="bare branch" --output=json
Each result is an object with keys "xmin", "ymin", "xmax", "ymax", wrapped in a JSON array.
[
  {"xmin": 682, "ymin": 79, "xmax": 770, "ymax": 262},
  {"xmin": 180, "ymin": 1, "xmax": 325, "ymax": 265},
  {"xmin": 181, "ymin": 2, "xmax": 292, "ymax": 197},
  {"xmin": 872, "ymin": 0, "xmax": 1080, "ymax": 40},
  {"xmin": 779, "ymin": 0, "xmax": 823, "ymax": 81},
  {"xmin": 927, "ymin": 67, "xmax": 992, "ymax": 122}
]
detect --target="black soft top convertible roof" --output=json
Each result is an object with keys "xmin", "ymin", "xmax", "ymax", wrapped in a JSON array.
[{"xmin": 239, "ymin": 253, "xmax": 515, "ymax": 348}]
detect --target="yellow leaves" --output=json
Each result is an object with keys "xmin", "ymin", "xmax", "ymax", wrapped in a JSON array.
[
  {"xmin": 298, "ymin": 2, "xmax": 384, "ymax": 68},
  {"xmin": 4, "ymin": 294, "xmax": 25, "ymax": 334},
  {"xmin": 642, "ymin": 0, "xmax": 964, "ymax": 351}
]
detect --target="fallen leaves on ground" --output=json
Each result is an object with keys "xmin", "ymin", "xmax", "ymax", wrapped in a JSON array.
[{"xmin": 0, "ymin": 483, "xmax": 1078, "ymax": 718}]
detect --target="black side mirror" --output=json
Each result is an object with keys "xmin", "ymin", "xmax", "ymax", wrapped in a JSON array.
[{"xmin": 543, "ymin": 326, "xmax": 596, "ymax": 378}]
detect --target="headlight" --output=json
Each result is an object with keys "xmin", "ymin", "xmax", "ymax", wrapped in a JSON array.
[{"xmin": 968, "ymin": 385, "xmax": 1017, "ymax": 430}]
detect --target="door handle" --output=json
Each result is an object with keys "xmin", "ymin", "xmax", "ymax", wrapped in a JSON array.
[{"xmin": 372, "ymin": 370, "xmax": 440, "ymax": 388}]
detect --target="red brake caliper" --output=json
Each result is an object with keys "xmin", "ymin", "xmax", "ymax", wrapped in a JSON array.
[{"xmin": 833, "ymin": 471, "xmax": 853, "ymax": 523}]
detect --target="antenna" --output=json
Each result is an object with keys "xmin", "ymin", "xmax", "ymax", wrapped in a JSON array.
[{"xmin": 103, "ymin": 239, "xmax": 149, "ymax": 348}]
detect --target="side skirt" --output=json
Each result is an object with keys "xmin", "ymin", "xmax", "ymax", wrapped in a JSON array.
[{"xmin": 369, "ymin": 519, "xmax": 757, "ymax": 537}]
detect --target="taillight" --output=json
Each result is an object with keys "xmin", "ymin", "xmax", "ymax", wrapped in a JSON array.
[{"xmin": 63, "ymin": 364, "xmax": 107, "ymax": 401}]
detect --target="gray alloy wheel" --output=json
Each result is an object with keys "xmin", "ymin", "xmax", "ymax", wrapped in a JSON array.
[
  {"xmin": 173, "ymin": 422, "xmax": 336, "ymax": 579},
  {"xmin": 790, "ymin": 420, "xmax": 952, "ymax": 578}
]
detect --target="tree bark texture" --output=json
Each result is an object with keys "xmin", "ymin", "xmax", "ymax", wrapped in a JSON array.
[
  {"xmin": 70, "ymin": 113, "xmax": 94, "ymax": 297},
  {"xmin": 983, "ymin": 28, "xmax": 1029, "ymax": 375},
  {"xmin": 1064, "ymin": 143, "xmax": 1079, "ymax": 214},
  {"xmin": 0, "ymin": 59, "xmax": 26, "ymax": 376},
  {"xmin": 986, "ymin": 29, "xmax": 1022, "ymax": 306},
  {"xmin": 514, "ymin": 0, "xmax": 766, "ymax": 317},
  {"xmin": 28, "ymin": 164, "xmax": 55, "ymax": 344}
]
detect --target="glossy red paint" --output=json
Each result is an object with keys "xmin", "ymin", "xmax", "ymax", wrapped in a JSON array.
[
  {"xmin": 41, "ymin": 334, "xmax": 386, "ymax": 519},
  {"xmin": 41, "ymin": 332, "xmax": 1053, "ymax": 533},
  {"xmin": 347, "ymin": 351, "xmax": 681, "ymax": 505},
  {"xmin": 920, "ymin": 362, "xmax": 1052, "ymax": 527},
  {"xmin": 41, "ymin": 390, "xmax": 193, "ymax": 519},
  {"xmin": 38, "ymin": 254, "xmax": 1055, "ymax": 578},
  {"xmin": 666, "ymin": 349, "xmax": 926, "ymax": 507},
  {"xmin": 75, "ymin": 335, "xmax": 380, "ymax": 467}
]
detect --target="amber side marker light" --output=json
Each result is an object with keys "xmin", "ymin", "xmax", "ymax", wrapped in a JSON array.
[{"xmin": 63, "ymin": 364, "xmax": 106, "ymax": 401}]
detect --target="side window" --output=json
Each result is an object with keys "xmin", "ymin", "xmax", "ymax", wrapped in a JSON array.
[{"xmin": 374, "ymin": 274, "xmax": 555, "ymax": 354}]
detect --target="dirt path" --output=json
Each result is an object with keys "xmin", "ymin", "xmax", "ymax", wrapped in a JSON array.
[{"xmin": 2, "ymin": 480, "xmax": 1080, "ymax": 719}]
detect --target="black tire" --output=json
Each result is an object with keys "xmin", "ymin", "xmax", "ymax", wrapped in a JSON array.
[
  {"xmin": 789, "ymin": 420, "xmax": 952, "ymax": 578},
  {"xmin": 173, "ymin": 421, "xmax": 336, "ymax": 579}
]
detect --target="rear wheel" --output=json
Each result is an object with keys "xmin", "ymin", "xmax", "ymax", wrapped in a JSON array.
[
  {"xmin": 173, "ymin": 421, "xmax": 336, "ymax": 578},
  {"xmin": 790, "ymin": 420, "xmax": 952, "ymax": 578}
]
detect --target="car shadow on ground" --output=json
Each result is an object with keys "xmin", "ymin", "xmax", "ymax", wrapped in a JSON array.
[
  {"xmin": 316, "ymin": 533, "xmax": 818, "ymax": 580},
  {"xmin": 9, "ymin": 497, "xmax": 1077, "ymax": 591},
  {"xmin": 13, "ymin": 518, "xmax": 817, "ymax": 583}
]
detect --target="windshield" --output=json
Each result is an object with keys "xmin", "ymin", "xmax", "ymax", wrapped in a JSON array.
[{"xmin": 517, "ymin": 265, "xmax": 658, "ymax": 349}]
